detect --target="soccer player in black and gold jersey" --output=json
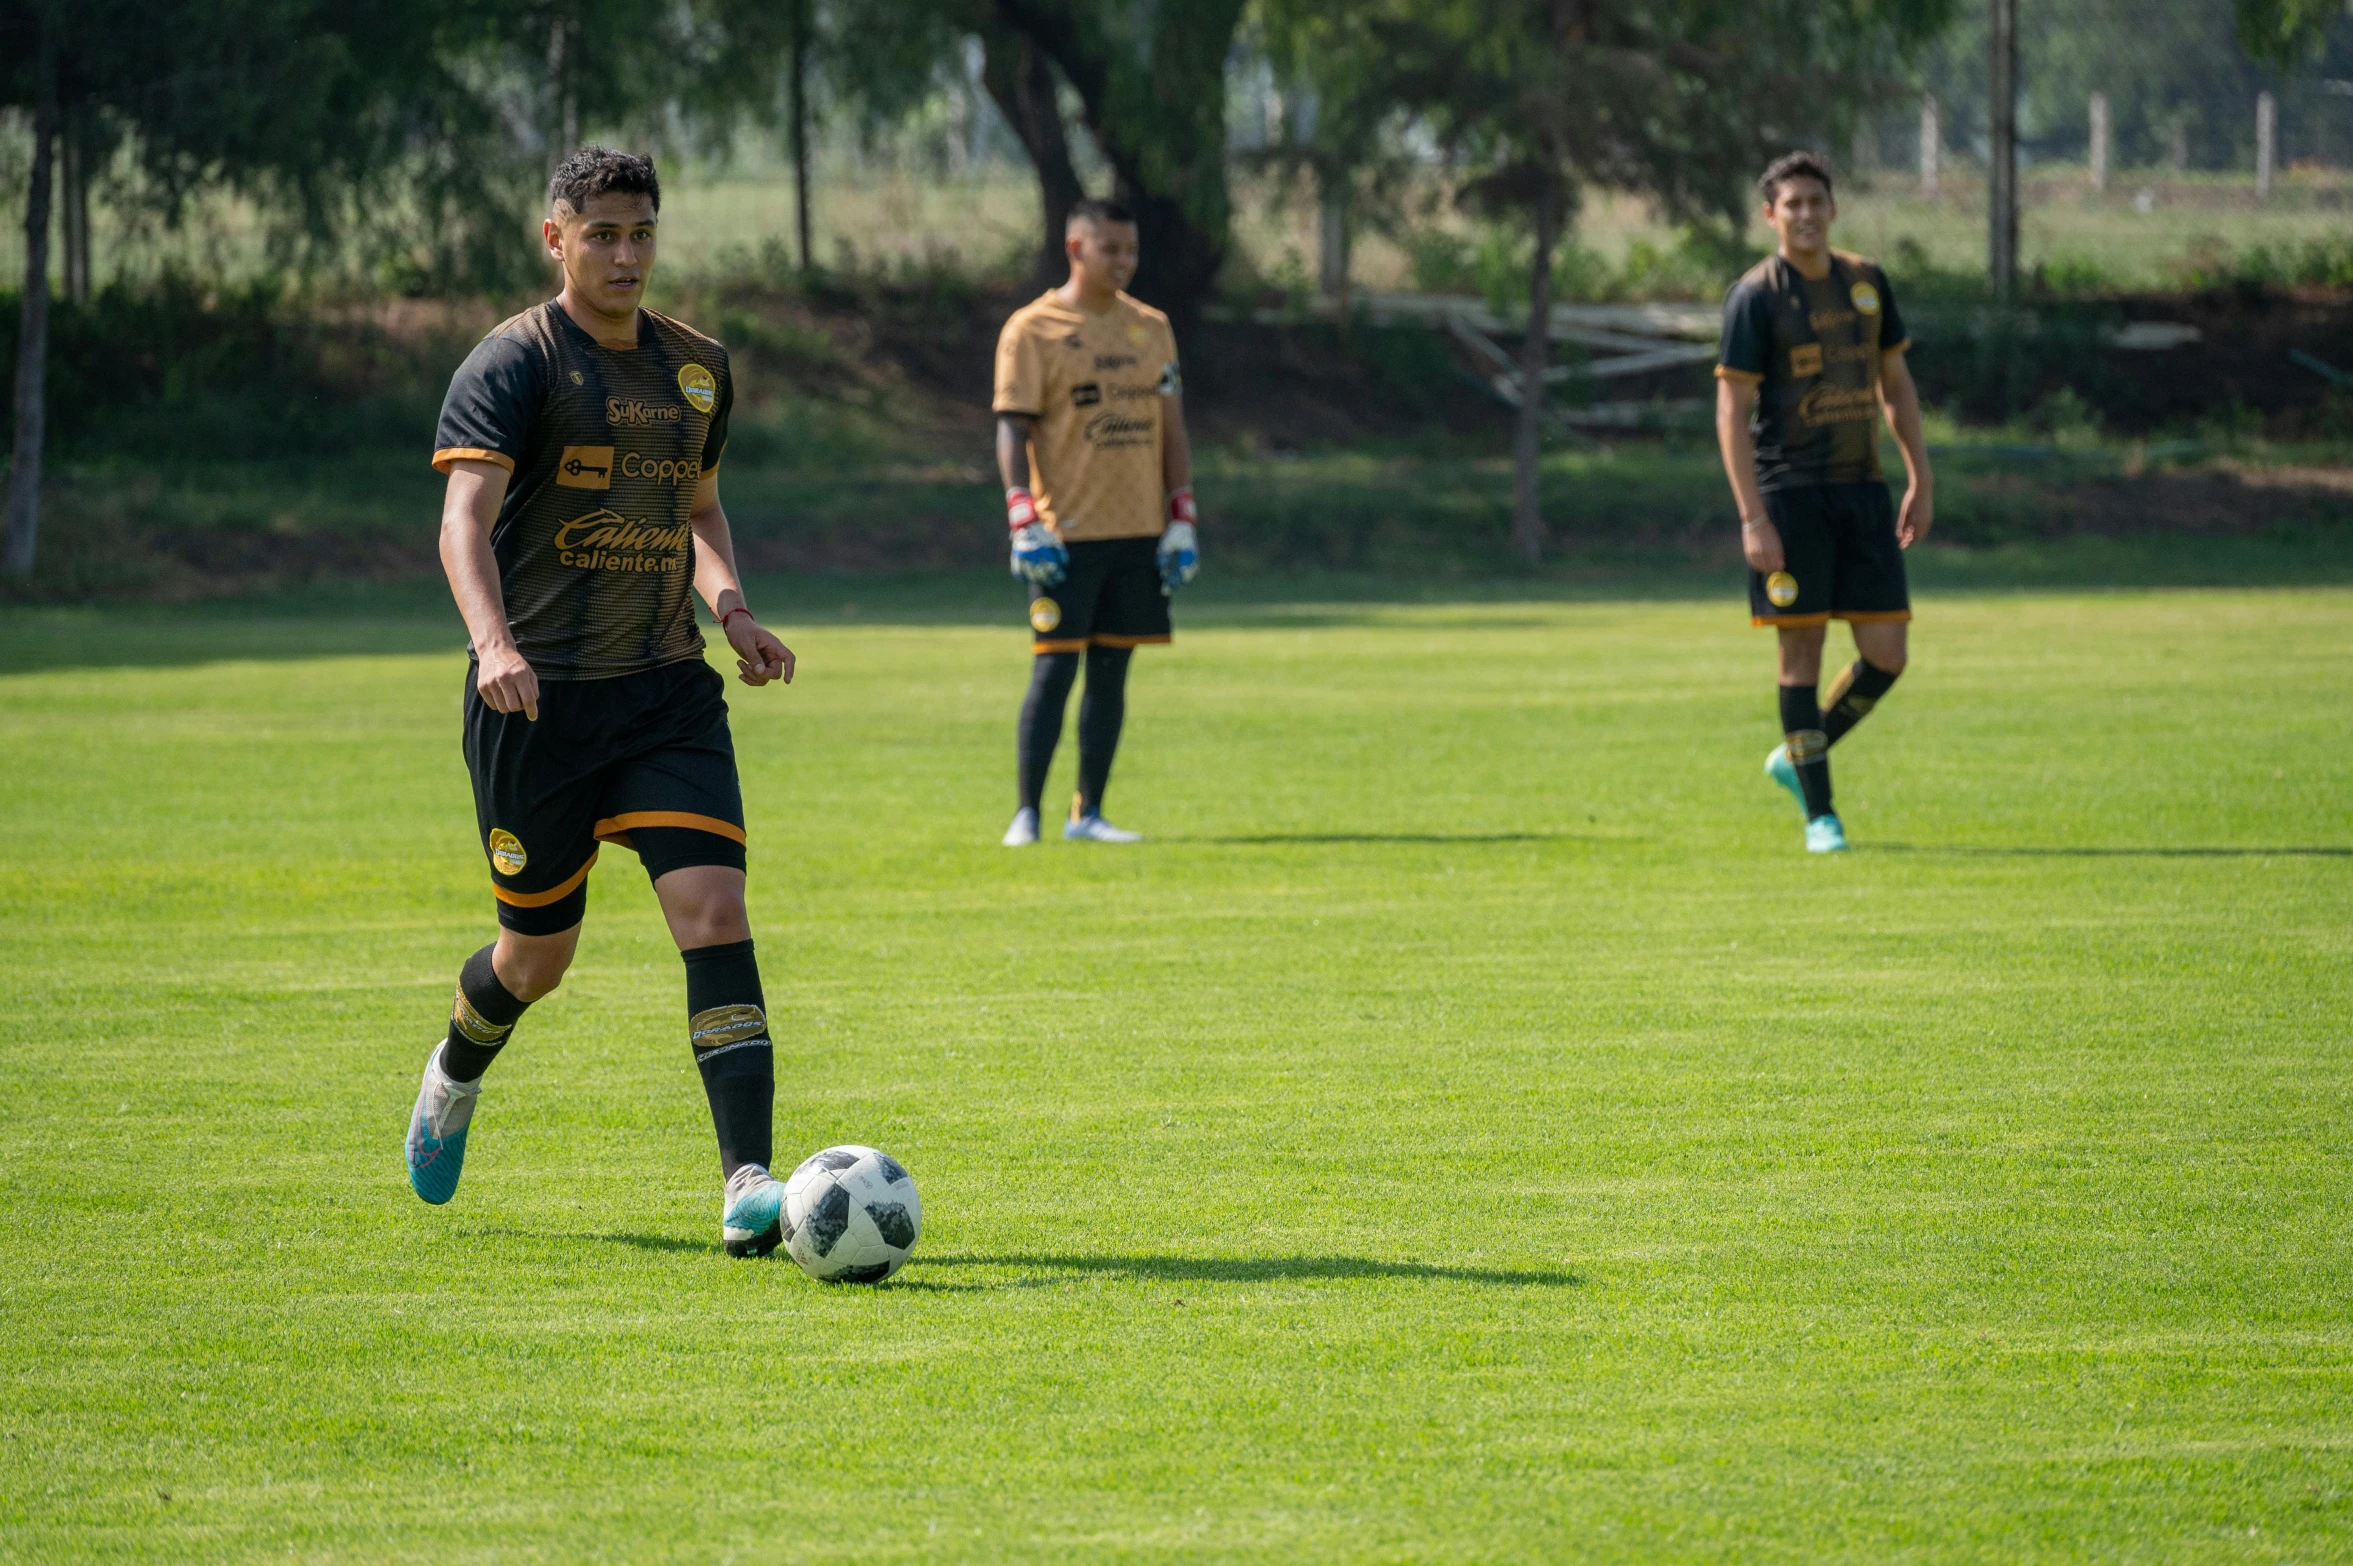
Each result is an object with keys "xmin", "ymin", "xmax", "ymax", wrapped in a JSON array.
[
  {"xmin": 405, "ymin": 148, "xmax": 802, "ymax": 1258},
  {"xmin": 1715, "ymin": 152, "xmax": 1934, "ymax": 854}
]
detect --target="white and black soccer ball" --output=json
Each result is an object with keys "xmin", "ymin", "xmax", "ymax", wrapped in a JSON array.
[{"xmin": 781, "ymin": 1144, "xmax": 921, "ymax": 1283}]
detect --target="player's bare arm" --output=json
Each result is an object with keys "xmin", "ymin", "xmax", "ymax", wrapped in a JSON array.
[
  {"xmin": 1715, "ymin": 378, "xmax": 1780, "ymax": 575},
  {"xmin": 438, "ymin": 459, "xmax": 539, "ymax": 721},
  {"xmin": 1878, "ymin": 350, "xmax": 1934, "ymax": 547},
  {"xmin": 997, "ymin": 413, "xmax": 1035, "ymax": 493},
  {"xmin": 686, "ymin": 469, "xmax": 793, "ymax": 687}
]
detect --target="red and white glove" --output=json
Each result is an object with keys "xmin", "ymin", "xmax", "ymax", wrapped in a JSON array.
[
  {"xmin": 1007, "ymin": 487, "xmax": 1066, "ymax": 584},
  {"xmin": 1006, "ymin": 487, "xmax": 1039, "ymax": 531}
]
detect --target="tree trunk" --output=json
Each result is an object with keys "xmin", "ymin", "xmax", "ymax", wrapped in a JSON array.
[
  {"xmin": 61, "ymin": 103, "xmax": 89, "ymax": 305},
  {"xmin": 6, "ymin": 50, "xmax": 58, "ymax": 581},
  {"xmin": 1511, "ymin": 187, "xmax": 1560, "ymax": 566},
  {"xmin": 1317, "ymin": 165, "xmax": 1349, "ymax": 302},
  {"xmin": 996, "ymin": 0, "xmax": 1247, "ymax": 339},
  {"xmin": 789, "ymin": 0, "xmax": 813, "ymax": 273},
  {"xmin": 979, "ymin": 25, "xmax": 1084, "ymax": 288}
]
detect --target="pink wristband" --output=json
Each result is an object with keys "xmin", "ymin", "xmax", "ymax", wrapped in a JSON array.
[{"xmin": 1007, "ymin": 487, "xmax": 1038, "ymax": 530}]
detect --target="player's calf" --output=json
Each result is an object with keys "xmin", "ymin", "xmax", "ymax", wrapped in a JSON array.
[
  {"xmin": 1822, "ymin": 657, "xmax": 1902, "ymax": 747},
  {"xmin": 406, "ymin": 943, "xmax": 539, "ymax": 1205},
  {"xmin": 682, "ymin": 937, "xmax": 783, "ymax": 1257}
]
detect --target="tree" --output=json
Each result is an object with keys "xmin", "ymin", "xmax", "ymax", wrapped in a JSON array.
[
  {"xmin": 1296, "ymin": 0, "xmax": 1952, "ymax": 562},
  {"xmin": 996, "ymin": 0, "xmax": 1250, "ymax": 333},
  {"xmin": 0, "ymin": 0, "xmax": 518, "ymax": 579}
]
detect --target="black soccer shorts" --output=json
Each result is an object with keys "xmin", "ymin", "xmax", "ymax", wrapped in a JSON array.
[
  {"xmin": 1026, "ymin": 535, "xmax": 1172, "ymax": 654},
  {"xmin": 1749, "ymin": 480, "xmax": 1912, "ymax": 628},
  {"xmin": 462, "ymin": 655, "xmax": 747, "ymax": 935}
]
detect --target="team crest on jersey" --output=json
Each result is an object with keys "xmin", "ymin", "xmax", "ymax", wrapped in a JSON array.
[
  {"xmin": 1030, "ymin": 598, "xmax": 1062, "ymax": 633},
  {"xmin": 1849, "ymin": 281, "xmax": 1881, "ymax": 316},
  {"xmin": 1125, "ymin": 325, "xmax": 1148, "ymax": 345},
  {"xmin": 488, "ymin": 829, "xmax": 527, "ymax": 875},
  {"xmin": 1765, "ymin": 571, "xmax": 1800, "ymax": 608},
  {"xmin": 570, "ymin": 370, "xmax": 585, "ymax": 386},
  {"xmin": 677, "ymin": 362, "xmax": 718, "ymax": 413}
]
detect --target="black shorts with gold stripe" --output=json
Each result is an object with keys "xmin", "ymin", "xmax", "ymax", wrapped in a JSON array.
[
  {"xmin": 1749, "ymin": 480, "xmax": 1912, "ymax": 629},
  {"xmin": 1027, "ymin": 536, "xmax": 1172, "ymax": 655},
  {"xmin": 462, "ymin": 654, "xmax": 747, "ymax": 935}
]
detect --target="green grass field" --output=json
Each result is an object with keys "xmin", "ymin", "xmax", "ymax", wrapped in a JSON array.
[{"xmin": 3, "ymin": 578, "xmax": 2350, "ymax": 1561}]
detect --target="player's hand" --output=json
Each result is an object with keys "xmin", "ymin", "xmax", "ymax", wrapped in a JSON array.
[
  {"xmin": 726, "ymin": 616, "xmax": 794, "ymax": 687},
  {"xmin": 1897, "ymin": 482, "xmax": 1934, "ymax": 548},
  {"xmin": 1010, "ymin": 522, "xmax": 1067, "ymax": 586},
  {"xmin": 1740, "ymin": 517, "xmax": 1784, "ymax": 574},
  {"xmin": 1156, "ymin": 520, "xmax": 1200, "ymax": 591},
  {"xmin": 476, "ymin": 641, "xmax": 540, "ymax": 721}
]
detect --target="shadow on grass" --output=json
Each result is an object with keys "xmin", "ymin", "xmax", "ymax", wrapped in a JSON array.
[
  {"xmin": 1177, "ymin": 831, "xmax": 1582, "ymax": 846},
  {"xmin": 919, "ymin": 1252, "xmax": 1580, "ymax": 1288},
  {"xmin": 1866, "ymin": 843, "xmax": 2353, "ymax": 859}
]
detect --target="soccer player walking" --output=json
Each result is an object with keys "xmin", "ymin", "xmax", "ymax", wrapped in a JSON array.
[
  {"xmin": 1714, "ymin": 153, "xmax": 1933, "ymax": 853},
  {"xmin": 407, "ymin": 148, "xmax": 802, "ymax": 1258},
  {"xmin": 993, "ymin": 198, "xmax": 1200, "ymax": 847}
]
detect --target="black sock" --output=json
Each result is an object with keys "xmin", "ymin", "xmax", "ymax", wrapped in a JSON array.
[
  {"xmin": 1075, "ymin": 644, "xmax": 1132, "ymax": 815},
  {"xmin": 442, "ymin": 944, "xmax": 529, "ymax": 1082},
  {"xmin": 1018, "ymin": 652, "xmax": 1081, "ymax": 813},
  {"xmin": 683, "ymin": 938, "xmax": 773, "ymax": 1181},
  {"xmin": 1779, "ymin": 684, "xmax": 1833, "ymax": 820},
  {"xmin": 1823, "ymin": 658, "xmax": 1901, "ymax": 747}
]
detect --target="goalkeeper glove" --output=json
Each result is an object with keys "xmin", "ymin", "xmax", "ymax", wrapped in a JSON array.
[
  {"xmin": 1006, "ymin": 488, "xmax": 1066, "ymax": 586},
  {"xmin": 1156, "ymin": 487, "xmax": 1200, "ymax": 591}
]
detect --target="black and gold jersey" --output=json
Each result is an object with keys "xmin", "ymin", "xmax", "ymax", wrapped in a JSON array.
[
  {"xmin": 1716, "ymin": 251, "xmax": 1910, "ymax": 492},
  {"xmin": 433, "ymin": 301, "xmax": 732, "ymax": 680}
]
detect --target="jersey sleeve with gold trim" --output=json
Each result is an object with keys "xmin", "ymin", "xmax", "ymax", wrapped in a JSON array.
[{"xmin": 434, "ymin": 327, "xmax": 544, "ymax": 474}]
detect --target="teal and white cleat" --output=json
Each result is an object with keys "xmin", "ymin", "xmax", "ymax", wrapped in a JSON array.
[
  {"xmin": 1064, "ymin": 811, "xmax": 1142, "ymax": 843},
  {"xmin": 405, "ymin": 1041, "xmax": 482, "ymax": 1206},
  {"xmin": 1764, "ymin": 744, "xmax": 1806, "ymax": 813},
  {"xmin": 1002, "ymin": 807, "xmax": 1040, "ymax": 847},
  {"xmin": 1805, "ymin": 814, "xmax": 1849, "ymax": 854},
  {"xmin": 722, "ymin": 1165, "xmax": 788, "ymax": 1258}
]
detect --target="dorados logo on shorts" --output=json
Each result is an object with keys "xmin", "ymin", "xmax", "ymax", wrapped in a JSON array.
[
  {"xmin": 488, "ymin": 828, "xmax": 527, "ymax": 875},
  {"xmin": 1030, "ymin": 598, "xmax": 1062, "ymax": 633},
  {"xmin": 1765, "ymin": 571, "xmax": 1800, "ymax": 608},
  {"xmin": 556, "ymin": 445, "xmax": 613, "ymax": 489},
  {"xmin": 1850, "ymin": 281, "xmax": 1881, "ymax": 316},
  {"xmin": 678, "ymin": 363, "xmax": 718, "ymax": 414}
]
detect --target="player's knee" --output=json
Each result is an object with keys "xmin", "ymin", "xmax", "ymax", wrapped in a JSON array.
[
  {"xmin": 673, "ymin": 887, "xmax": 752, "ymax": 949},
  {"xmin": 498, "ymin": 947, "xmax": 573, "ymax": 1002}
]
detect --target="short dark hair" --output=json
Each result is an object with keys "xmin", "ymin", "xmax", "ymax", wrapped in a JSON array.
[
  {"xmin": 549, "ymin": 146, "xmax": 661, "ymax": 218},
  {"xmin": 1758, "ymin": 151, "xmax": 1835, "ymax": 206},
  {"xmin": 1067, "ymin": 197, "xmax": 1136, "ymax": 230}
]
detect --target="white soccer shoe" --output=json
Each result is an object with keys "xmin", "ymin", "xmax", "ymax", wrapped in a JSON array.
[
  {"xmin": 405, "ymin": 1041, "xmax": 482, "ymax": 1206},
  {"xmin": 1064, "ymin": 811, "xmax": 1142, "ymax": 843},
  {"xmin": 722, "ymin": 1163, "xmax": 788, "ymax": 1259},
  {"xmin": 1002, "ymin": 807, "xmax": 1040, "ymax": 846}
]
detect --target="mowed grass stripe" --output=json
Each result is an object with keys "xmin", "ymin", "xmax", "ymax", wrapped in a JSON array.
[{"xmin": 0, "ymin": 587, "xmax": 2348, "ymax": 1562}]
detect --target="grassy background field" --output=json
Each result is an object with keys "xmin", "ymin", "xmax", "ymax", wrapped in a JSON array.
[{"xmin": 0, "ymin": 574, "xmax": 2348, "ymax": 1561}]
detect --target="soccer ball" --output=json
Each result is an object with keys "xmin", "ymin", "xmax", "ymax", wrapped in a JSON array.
[{"xmin": 782, "ymin": 1144, "xmax": 921, "ymax": 1283}]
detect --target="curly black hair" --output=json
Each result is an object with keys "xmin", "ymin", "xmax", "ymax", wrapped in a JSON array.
[
  {"xmin": 549, "ymin": 146, "xmax": 661, "ymax": 218},
  {"xmin": 1758, "ymin": 151, "xmax": 1835, "ymax": 206}
]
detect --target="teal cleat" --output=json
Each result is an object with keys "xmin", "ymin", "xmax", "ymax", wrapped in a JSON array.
[
  {"xmin": 1805, "ymin": 814, "xmax": 1849, "ymax": 854},
  {"xmin": 405, "ymin": 1041, "xmax": 481, "ymax": 1206},
  {"xmin": 722, "ymin": 1165, "xmax": 788, "ymax": 1258},
  {"xmin": 1764, "ymin": 743, "xmax": 1806, "ymax": 814}
]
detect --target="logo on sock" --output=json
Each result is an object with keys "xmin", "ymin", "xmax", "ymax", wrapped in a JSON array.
[
  {"xmin": 1765, "ymin": 571, "xmax": 1799, "ymax": 608},
  {"xmin": 452, "ymin": 988, "xmax": 514, "ymax": 1045},
  {"xmin": 689, "ymin": 1004, "xmax": 770, "ymax": 1051},
  {"xmin": 488, "ymin": 828, "xmax": 527, "ymax": 875},
  {"xmin": 1029, "ymin": 598, "xmax": 1062, "ymax": 633}
]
